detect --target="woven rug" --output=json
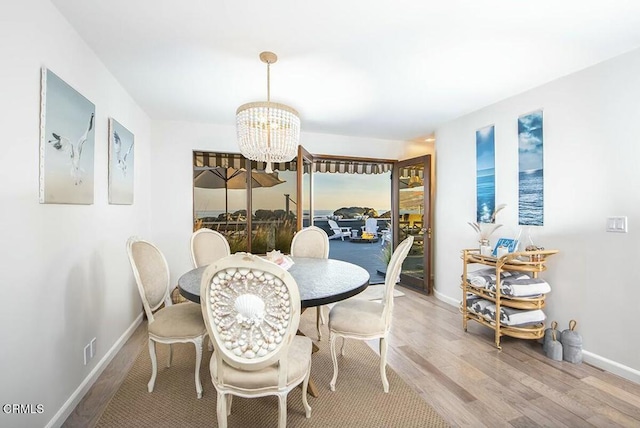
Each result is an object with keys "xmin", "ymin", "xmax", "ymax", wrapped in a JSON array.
[{"xmin": 97, "ymin": 311, "xmax": 448, "ymax": 428}]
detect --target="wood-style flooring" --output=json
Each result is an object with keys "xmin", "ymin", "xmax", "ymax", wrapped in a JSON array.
[{"xmin": 64, "ymin": 287, "xmax": 640, "ymax": 427}]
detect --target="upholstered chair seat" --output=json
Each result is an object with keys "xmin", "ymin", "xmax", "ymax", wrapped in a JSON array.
[
  {"xmin": 328, "ymin": 300, "xmax": 385, "ymax": 336},
  {"xmin": 147, "ymin": 302, "xmax": 207, "ymax": 339},
  {"xmin": 209, "ymin": 336, "xmax": 311, "ymax": 390}
]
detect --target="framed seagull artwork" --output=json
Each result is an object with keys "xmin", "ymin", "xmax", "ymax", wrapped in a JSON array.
[
  {"xmin": 39, "ymin": 67, "xmax": 96, "ymax": 204},
  {"xmin": 108, "ymin": 118, "xmax": 134, "ymax": 204}
]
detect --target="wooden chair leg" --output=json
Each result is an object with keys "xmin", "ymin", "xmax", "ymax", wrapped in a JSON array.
[
  {"xmin": 217, "ymin": 391, "xmax": 228, "ymax": 428},
  {"xmin": 278, "ymin": 395, "xmax": 287, "ymax": 428},
  {"xmin": 316, "ymin": 308, "xmax": 323, "ymax": 341},
  {"xmin": 147, "ymin": 339, "xmax": 157, "ymax": 393},
  {"xmin": 194, "ymin": 337, "xmax": 203, "ymax": 398},
  {"xmin": 302, "ymin": 364, "xmax": 312, "ymax": 418},
  {"xmin": 329, "ymin": 333, "xmax": 339, "ymax": 391},
  {"xmin": 380, "ymin": 337, "xmax": 389, "ymax": 393}
]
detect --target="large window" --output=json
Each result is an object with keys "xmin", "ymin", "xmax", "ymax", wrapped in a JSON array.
[
  {"xmin": 193, "ymin": 151, "xmax": 395, "ymax": 257},
  {"xmin": 193, "ymin": 152, "xmax": 297, "ymax": 254}
]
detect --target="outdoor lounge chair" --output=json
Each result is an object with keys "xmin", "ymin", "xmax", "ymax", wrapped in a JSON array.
[
  {"xmin": 380, "ymin": 228, "xmax": 392, "ymax": 246},
  {"xmin": 327, "ymin": 220, "xmax": 351, "ymax": 240},
  {"xmin": 361, "ymin": 218, "xmax": 380, "ymax": 236}
]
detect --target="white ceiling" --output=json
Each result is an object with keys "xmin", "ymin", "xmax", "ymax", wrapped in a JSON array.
[{"xmin": 52, "ymin": 0, "xmax": 640, "ymax": 142}]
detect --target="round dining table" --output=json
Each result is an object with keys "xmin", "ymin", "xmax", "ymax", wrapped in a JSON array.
[{"xmin": 178, "ymin": 257, "xmax": 371, "ymax": 307}]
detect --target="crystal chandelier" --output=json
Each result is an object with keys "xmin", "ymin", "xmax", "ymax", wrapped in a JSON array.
[{"xmin": 236, "ymin": 51, "xmax": 300, "ymax": 173}]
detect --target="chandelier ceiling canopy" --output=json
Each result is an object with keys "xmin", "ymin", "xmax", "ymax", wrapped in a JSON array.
[{"xmin": 236, "ymin": 51, "xmax": 300, "ymax": 173}]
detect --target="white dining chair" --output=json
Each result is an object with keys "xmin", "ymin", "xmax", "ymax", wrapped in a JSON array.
[
  {"xmin": 328, "ymin": 236, "xmax": 414, "ymax": 393},
  {"xmin": 200, "ymin": 252, "xmax": 312, "ymax": 428},
  {"xmin": 290, "ymin": 226, "xmax": 330, "ymax": 340},
  {"xmin": 126, "ymin": 236, "xmax": 207, "ymax": 398},
  {"xmin": 190, "ymin": 228, "xmax": 231, "ymax": 268}
]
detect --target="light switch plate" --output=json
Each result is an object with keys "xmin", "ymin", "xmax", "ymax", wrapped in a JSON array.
[
  {"xmin": 84, "ymin": 344, "xmax": 91, "ymax": 365},
  {"xmin": 606, "ymin": 216, "xmax": 628, "ymax": 233}
]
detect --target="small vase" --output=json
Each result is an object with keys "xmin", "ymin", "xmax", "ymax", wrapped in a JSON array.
[{"xmin": 479, "ymin": 239, "xmax": 492, "ymax": 256}]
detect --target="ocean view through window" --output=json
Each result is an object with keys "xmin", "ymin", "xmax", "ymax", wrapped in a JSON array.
[{"xmin": 194, "ymin": 151, "xmax": 393, "ymax": 278}]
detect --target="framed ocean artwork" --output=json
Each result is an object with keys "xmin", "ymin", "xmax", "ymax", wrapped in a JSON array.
[
  {"xmin": 108, "ymin": 118, "xmax": 135, "ymax": 204},
  {"xmin": 518, "ymin": 110, "xmax": 544, "ymax": 226},
  {"xmin": 476, "ymin": 125, "xmax": 496, "ymax": 223},
  {"xmin": 39, "ymin": 68, "xmax": 95, "ymax": 204}
]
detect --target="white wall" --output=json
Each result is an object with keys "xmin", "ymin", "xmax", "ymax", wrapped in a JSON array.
[
  {"xmin": 0, "ymin": 1, "xmax": 151, "ymax": 427},
  {"xmin": 434, "ymin": 48, "xmax": 640, "ymax": 382},
  {"xmin": 149, "ymin": 121, "xmax": 412, "ymax": 286}
]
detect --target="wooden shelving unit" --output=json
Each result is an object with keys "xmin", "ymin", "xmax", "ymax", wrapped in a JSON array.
[{"xmin": 460, "ymin": 248, "xmax": 559, "ymax": 350}]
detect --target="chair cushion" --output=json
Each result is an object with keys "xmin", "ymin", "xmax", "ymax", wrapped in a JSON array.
[
  {"xmin": 148, "ymin": 302, "xmax": 206, "ymax": 339},
  {"xmin": 210, "ymin": 335, "xmax": 312, "ymax": 389},
  {"xmin": 329, "ymin": 299, "xmax": 386, "ymax": 336}
]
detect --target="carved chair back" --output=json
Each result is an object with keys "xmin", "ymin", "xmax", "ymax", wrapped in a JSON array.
[{"xmin": 200, "ymin": 253, "xmax": 301, "ymax": 385}]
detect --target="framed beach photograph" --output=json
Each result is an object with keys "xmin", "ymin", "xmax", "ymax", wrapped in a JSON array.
[
  {"xmin": 108, "ymin": 118, "xmax": 135, "ymax": 204},
  {"xmin": 39, "ymin": 68, "xmax": 95, "ymax": 204},
  {"xmin": 518, "ymin": 110, "xmax": 544, "ymax": 225},
  {"xmin": 476, "ymin": 124, "xmax": 496, "ymax": 223}
]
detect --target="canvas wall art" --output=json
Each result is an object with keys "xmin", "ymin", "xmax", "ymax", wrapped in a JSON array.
[
  {"xmin": 108, "ymin": 118, "xmax": 135, "ymax": 204},
  {"xmin": 39, "ymin": 68, "xmax": 95, "ymax": 204},
  {"xmin": 518, "ymin": 110, "xmax": 544, "ymax": 226},
  {"xmin": 476, "ymin": 125, "xmax": 496, "ymax": 223}
]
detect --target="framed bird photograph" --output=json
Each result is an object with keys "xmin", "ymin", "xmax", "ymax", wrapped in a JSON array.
[
  {"xmin": 108, "ymin": 118, "xmax": 134, "ymax": 204},
  {"xmin": 39, "ymin": 67, "xmax": 95, "ymax": 204}
]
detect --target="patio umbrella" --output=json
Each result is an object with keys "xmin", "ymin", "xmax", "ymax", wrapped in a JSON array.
[{"xmin": 194, "ymin": 167, "xmax": 286, "ymax": 222}]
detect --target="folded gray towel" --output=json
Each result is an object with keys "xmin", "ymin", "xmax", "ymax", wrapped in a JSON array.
[
  {"xmin": 465, "ymin": 296, "xmax": 492, "ymax": 318},
  {"xmin": 466, "ymin": 267, "xmax": 529, "ymax": 288},
  {"xmin": 486, "ymin": 277, "xmax": 551, "ymax": 297},
  {"xmin": 483, "ymin": 304, "xmax": 546, "ymax": 326}
]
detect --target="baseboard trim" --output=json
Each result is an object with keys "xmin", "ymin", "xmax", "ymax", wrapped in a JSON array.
[
  {"xmin": 434, "ymin": 289, "xmax": 640, "ymax": 385},
  {"xmin": 582, "ymin": 350, "xmax": 640, "ymax": 385},
  {"xmin": 433, "ymin": 287, "xmax": 459, "ymax": 307},
  {"xmin": 45, "ymin": 313, "xmax": 143, "ymax": 428}
]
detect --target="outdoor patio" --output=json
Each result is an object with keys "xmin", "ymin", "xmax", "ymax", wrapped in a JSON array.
[{"xmin": 327, "ymin": 237, "xmax": 387, "ymax": 284}]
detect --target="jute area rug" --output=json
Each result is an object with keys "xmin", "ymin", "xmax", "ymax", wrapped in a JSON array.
[{"xmin": 97, "ymin": 310, "xmax": 448, "ymax": 427}]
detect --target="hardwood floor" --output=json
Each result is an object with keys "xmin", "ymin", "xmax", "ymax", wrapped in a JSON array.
[{"xmin": 65, "ymin": 287, "xmax": 640, "ymax": 427}]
